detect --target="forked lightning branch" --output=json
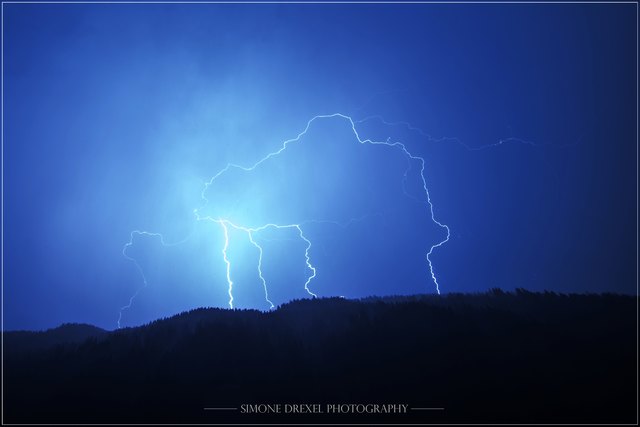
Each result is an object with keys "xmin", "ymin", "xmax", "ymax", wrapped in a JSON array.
[{"xmin": 121, "ymin": 113, "xmax": 451, "ymax": 328}]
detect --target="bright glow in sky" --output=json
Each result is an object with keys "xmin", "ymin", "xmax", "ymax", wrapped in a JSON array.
[{"xmin": 3, "ymin": 3, "xmax": 636, "ymax": 330}]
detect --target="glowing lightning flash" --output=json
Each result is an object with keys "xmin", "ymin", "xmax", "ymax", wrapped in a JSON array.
[
  {"xmin": 193, "ymin": 113, "xmax": 447, "ymax": 303},
  {"xmin": 120, "ymin": 113, "xmax": 449, "ymax": 328},
  {"xmin": 204, "ymin": 220, "xmax": 317, "ymax": 308},
  {"xmin": 297, "ymin": 226, "xmax": 318, "ymax": 299},
  {"xmin": 218, "ymin": 220, "xmax": 234, "ymax": 309},
  {"xmin": 212, "ymin": 219, "xmax": 282, "ymax": 309},
  {"xmin": 246, "ymin": 231, "xmax": 275, "ymax": 310}
]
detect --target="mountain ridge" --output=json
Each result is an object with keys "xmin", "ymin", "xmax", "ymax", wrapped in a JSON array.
[{"xmin": 3, "ymin": 290, "xmax": 636, "ymax": 424}]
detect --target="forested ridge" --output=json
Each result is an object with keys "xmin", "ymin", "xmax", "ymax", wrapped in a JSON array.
[{"xmin": 3, "ymin": 290, "xmax": 637, "ymax": 424}]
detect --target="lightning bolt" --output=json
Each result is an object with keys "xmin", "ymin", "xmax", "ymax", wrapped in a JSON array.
[
  {"xmin": 119, "ymin": 230, "xmax": 193, "ymax": 328},
  {"xmin": 218, "ymin": 220, "xmax": 234, "ymax": 309},
  {"xmin": 210, "ymin": 219, "xmax": 285, "ymax": 309},
  {"xmin": 357, "ymin": 114, "xmax": 582, "ymax": 150},
  {"xmin": 297, "ymin": 225, "xmax": 318, "ymax": 299},
  {"xmin": 356, "ymin": 115, "xmax": 541, "ymax": 151},
  {"xmin": 194, "ymin": 113, "xmax": 448, "ymax": 300},
  {"xmin": 199, "ymin": 220, "xmax": 317, "ymax": 308},
  {"xmin": 120, "ymin": 112, "xmax": 450, "ymax": 327},
  {"xmin": 246, "ymin": 231, "xmax": 274, "ymax": 310}
]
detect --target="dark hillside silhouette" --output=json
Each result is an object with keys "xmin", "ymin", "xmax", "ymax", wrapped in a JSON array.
[
  {"xmin": 3, "ymin": 290, "xmax": 637, "ymax": 424},
  {"xmin": 4, "ymin": 323, "xmax": 106, "ymax": 353}
]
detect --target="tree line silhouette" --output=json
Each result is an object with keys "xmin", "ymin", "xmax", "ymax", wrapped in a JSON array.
[{"xmin": 3, "ymin": 289, "xmax": 637, "ymax": 424}]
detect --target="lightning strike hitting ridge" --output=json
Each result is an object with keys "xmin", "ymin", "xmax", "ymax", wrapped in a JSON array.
[
  {"xmin": 120, "ymin": 113, "xmax": 450, "ymax": 328},
  {"xmin": 192, "ymin": 113, "xmax": 449, "ymax": 299},
  {"xmin": 200, "ymin": 220, "xmax": 319, "ymax": 308},
  {"xmin": 246, "ymin": 231, "xmax": 275, "ymax": 310},
  {"xmin": 218, "ymin": 220, "xmax": 234, "ymax": 309}
]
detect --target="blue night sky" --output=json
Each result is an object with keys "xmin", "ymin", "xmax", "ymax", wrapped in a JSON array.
[{"xmin": 3, "ymin": 2, "xmax": 637, "ymax": 330}]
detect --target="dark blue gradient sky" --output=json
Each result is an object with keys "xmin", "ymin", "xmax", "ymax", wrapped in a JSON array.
[{"xmin": 3, "ymin": 3, "xmax": 637, "ymax": 330}]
